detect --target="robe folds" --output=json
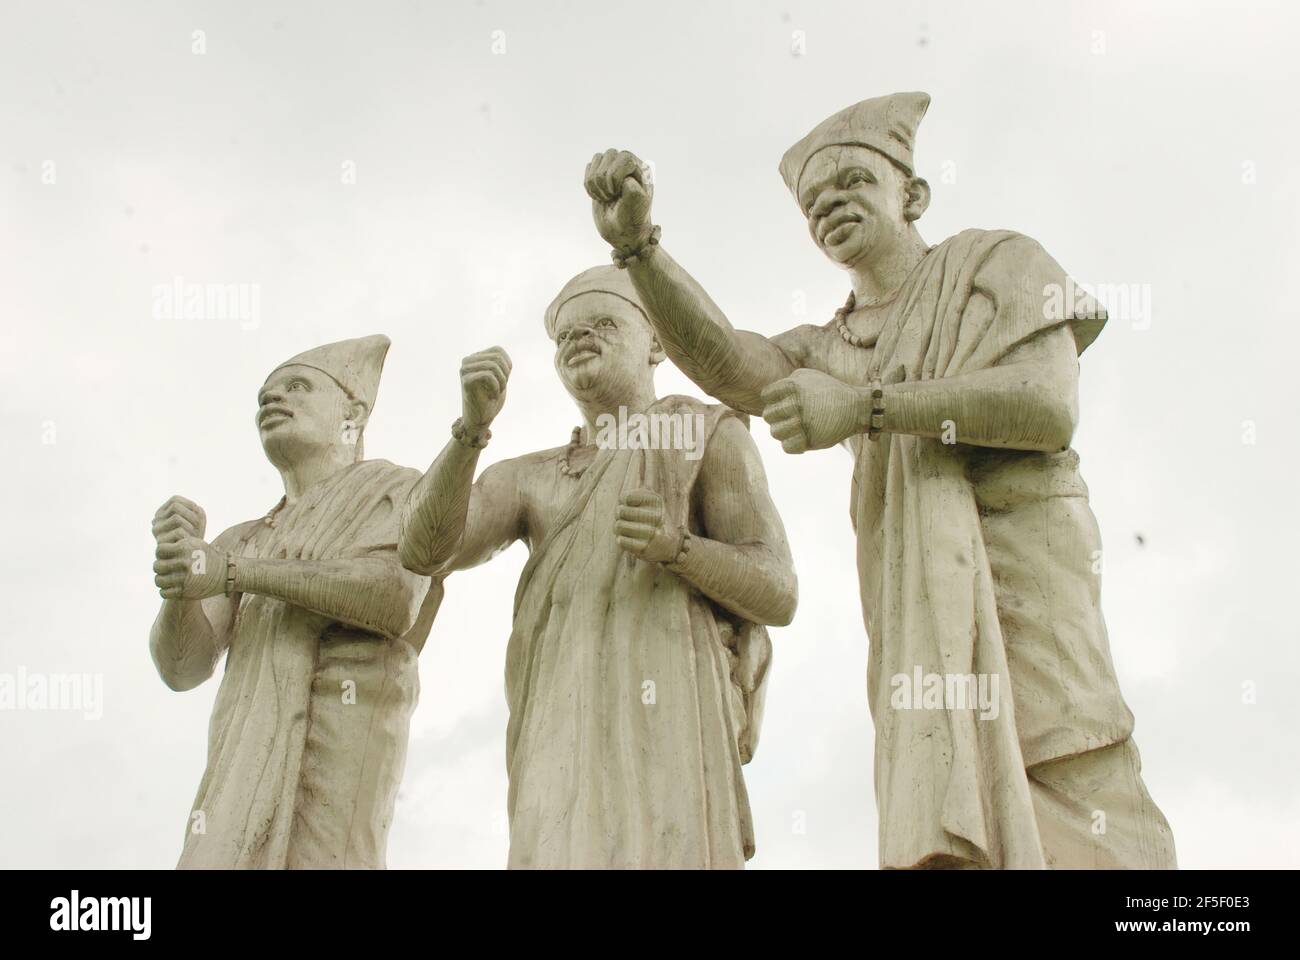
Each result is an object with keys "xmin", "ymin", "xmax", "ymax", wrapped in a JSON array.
[
  {"xmin": 178, "ymin": 459, "xmax": 440, "ymax": 870},
  {"xmin": 837, "ymin": 229, "xmax": 1174, "ymax": 868},
  {"xmin": 505, "ymin": 397, "xmax": 767, "ymax": 869}
]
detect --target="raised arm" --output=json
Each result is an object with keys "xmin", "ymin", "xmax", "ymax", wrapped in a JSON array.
[
  {"xmin": 400, "ymin": 449, "xmax": 523, "ymax": 575},
  {"xmin": 398, "ymin": 346, "xmax": 523, "ymax": 576},
  {"xmin": 585, "ymin": 149, "xmax": 796, "ymax": 415},
  {"xmin": 614, "ymin": 417, "xmax": 797, "ymax": 627}
]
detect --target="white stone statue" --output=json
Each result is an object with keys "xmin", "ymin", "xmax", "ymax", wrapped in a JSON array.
[
  {"xmin": 583, "ymin": 92, "xmax": 1176, "ymax": 869},
  {"xmin": 398, "ymin": 266, "xmax": 797, "ymax": 868},
  {"xmin": 149, "ymin": 334, "xmax": 441, "ymax": 868}
]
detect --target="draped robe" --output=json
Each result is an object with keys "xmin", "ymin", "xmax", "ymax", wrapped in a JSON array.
[
  {"xmin": 776, "ymin": 229, "xmax": 1174, "ymax": 868},
  {"xmin": 178, "ymin": 459, "xmax": 440, "ymax": 869},
  {"xmin": 504, "ymin": 397, "xmax": 765, "ymax": 869}
]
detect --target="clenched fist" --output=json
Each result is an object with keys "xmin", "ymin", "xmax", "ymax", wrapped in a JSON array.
[
  {"xmin": 760, "ymin": 369, "xmax": 868, "ymax": 454},
  {"xmin": 460, "ymin": 346, "xmax": 512, "ymax": 433},
  {"xmin": 614, "ymin": 489, "xmax": 683, "ymax": 563},
  {"xmin": 584, "ymin": 149, "xmax": 655, "ymax": 255},
  {"xmin": 152, "ymin": 497, "xmax": 227, "ymax": 600},
  {"xmin": 152, "ymin": 495, "xmax": 206, "ymax": 544}
]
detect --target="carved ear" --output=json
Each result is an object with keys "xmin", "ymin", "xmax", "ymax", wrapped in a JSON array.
[
  {"xmin": 343, "ymin": 398, "xmax": 369, "ymax": 460},
  {"xmin": 904, "ymin": 176, "xmax": 931, "ymax": 222},
  {"xmin": 346, "ymin": 397, "xmax": 370, "ymax": 431},
  {"xmin": 649, "ymin": 336, "xmax": 666, "ymax": 366}
]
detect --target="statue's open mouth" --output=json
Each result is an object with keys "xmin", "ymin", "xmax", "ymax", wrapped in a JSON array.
[
  {"xmin": 566, "ymin": 346, "xmax": 601, "ymax": 367},
  {"xmin": 822, "ymin": 215, "xmax": 861, "ymax": 245},
  {"xmin": 258, "ymin": 406, "xmax": 294, "ymax": 427}
]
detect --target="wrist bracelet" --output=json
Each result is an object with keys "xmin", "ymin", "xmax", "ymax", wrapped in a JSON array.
[
  {"xmin": 666, "ymin": 532, "xmax": 691, "ymax": 567},
  {"xmin": 451, "ymin": 417, "xmax": 492, "ymax": 449},
  {"xmin": 224, "ymin": 555, "xmax": 238, "ymax": 597},
  {"xmin": 611, "ymin": 225, "xmax": 662, "ymax": 269},
  {"xmin": 866, "ymin": 382, "xmax": 886, "ymax": 441}
]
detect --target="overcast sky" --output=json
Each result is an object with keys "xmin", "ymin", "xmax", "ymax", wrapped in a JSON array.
[{"xmin": 2, "ymin": 0, "xmax": 1297, "ymax": 869}]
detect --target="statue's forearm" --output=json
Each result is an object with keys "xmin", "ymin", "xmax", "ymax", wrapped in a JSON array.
[
  {"xmin": 667, "ymin": 536, "xmax": 797, "ymax": 627},
  {"xmin": 150, "ymin": 600, "xmax": 221, "ymax": 691},
  {"xmin": 875, "ymin": 361, "xmax": 1077, "ymax": 453},
  {"xmin": 234, "ymin": 556, "xmax": 422, "ymax": 641},
  {"xmin": 627, "ymin": 247, "xmax": 787, "ymax": 415},
  {"xmin": 398, "ymin": 439, "xmax": 480, "ymax": 575}
]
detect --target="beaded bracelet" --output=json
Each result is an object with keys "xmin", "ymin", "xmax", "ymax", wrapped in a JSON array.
[
  {"xmin": 611, "ymin": 225, "xmax": 662, "ymax": 269},
  {"xmin": 667, "ymin": 532, "xmax": 692, "ymax": 567},
  {"xmin": 451, "ymin": 417, "xmax": 492, "ymax": 449},
  {"xmin": 866, "ymin": 382, "xmax": 886, "ymax": 441}
]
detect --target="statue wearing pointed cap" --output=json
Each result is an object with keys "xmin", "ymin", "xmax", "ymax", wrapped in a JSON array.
[
  {"xmin": 148, "ymin": 334, "xmax": 442, "ymax": 869},
  {"xmin": 584, "ymin": 93, "xmax": 1175, "ymax": 869},
  {"xmin": 398, "ymin": 266, "xmax": 796, "ymax": 868}
]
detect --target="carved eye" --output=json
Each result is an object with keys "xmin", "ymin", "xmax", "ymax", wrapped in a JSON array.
[
  {"xmin": 847, "ymin": 171, "xmax": 871, "ymax": 187},
  {"xmin": 598, "ymin": 317, "xmax": 616, "ymax": 328},
  {"xmin": 557, "ymin": 330, "xmax": 570, "ymax": 342},
  {"xmin": 287, "ymin": 380, "xmax": 305, "ymax": 391}
]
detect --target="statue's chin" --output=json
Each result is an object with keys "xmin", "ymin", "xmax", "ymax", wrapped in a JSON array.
[
  {"xmin": 823, "ymin": 238, "xmax": 869, "ymax": 268},
  {"xmin": 260, "ymin": 428, "xmax": 312, "ymax": 469},
  {"xmin": 563, "ymin": 369, "xmax": 602, "ymax": 397}
]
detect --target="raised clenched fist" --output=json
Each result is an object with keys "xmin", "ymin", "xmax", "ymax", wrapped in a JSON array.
[
  {"xmin": 584, "ymin": 149, "xmax": 655, "ymax": 256},
  {"xmin": 460, "ymin": 346, "xmax": 512, "ymax": 433}
]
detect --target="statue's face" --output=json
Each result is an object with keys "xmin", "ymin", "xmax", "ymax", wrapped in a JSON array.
[
  {"xmin": 798, "ymin": 145, "xmax": 911, "ymax": 267},
  {"xmin": 552, "ymin": 292, "xmax": 658, "ymax": 403},
  {"xmin": 256, "ymin": 364, "xmax": 355, "ymax": 465}
]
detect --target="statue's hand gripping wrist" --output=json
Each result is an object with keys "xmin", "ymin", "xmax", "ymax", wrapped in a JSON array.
[
  {"xmin": 152, "ymin": 495, "xmax": 227, "ymax": 600},
  {"xmin": 760, "ymin": 369, "xmax": 870, "ymax": 454},
  {"xmin": 153, "ymin": 534, "xmax": 229, "ymax": 601},
  {"xmin": 614, "ymin": 489, "xmax": 685, "ymax": 564}
]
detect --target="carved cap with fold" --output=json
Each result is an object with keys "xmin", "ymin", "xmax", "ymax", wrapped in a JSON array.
[
  {"xmin": 543, "ymin": 265, "xmax": 650, "ymax": 338},
  {"xmin": 779, "ymin": 91, "xmax": 931, "ymax": 201},
  {"xmin": 267, "ymin": 334, "xmax": 391, "ymax": 410}
]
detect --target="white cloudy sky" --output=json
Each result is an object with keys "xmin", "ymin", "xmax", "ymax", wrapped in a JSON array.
[{"xmin": 1, "ymin": 0, "xmax": 1297, "ymax": 869}]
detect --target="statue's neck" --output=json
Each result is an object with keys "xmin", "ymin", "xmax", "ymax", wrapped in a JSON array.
[
  {"xmin": 848, "ymin": 229, "xmax": 930, "ymax": 306},
  {"xmin": 278, "ymin": 446, "xmax": 356, "ymax": 502},
  {"xmin": 575, "ymin": 383, "xmax": 658, "ymax": 445}
]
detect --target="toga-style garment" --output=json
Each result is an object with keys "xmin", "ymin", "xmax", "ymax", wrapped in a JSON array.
[
  {"xmin": 178, "ymin": 459, "xmax": 442, "ymax": 869},
  {"xmin": 505, "ymin": 396, "xmax": 768, "ymax": 869},
  {"xmin": 775, "ymin": 229, "xmax": 1175, "ymax": 868}
]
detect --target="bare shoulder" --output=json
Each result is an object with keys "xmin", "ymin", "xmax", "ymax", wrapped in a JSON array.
[
  {"xmin": 486, "ymin": 445, "xmax": 564, "ymax": 478},
  {"xmin": 769, "ymin": 321, "xmax": 832, "ymax": 366},
  {"xmin": 700, "ymin": 414, "xmax": 766, "ymax": 483},
  {"xmin": 771, "ymin": 321, "xmax": 837, "ymax": 372}
]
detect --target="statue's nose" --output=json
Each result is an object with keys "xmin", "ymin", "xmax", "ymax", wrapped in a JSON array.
[{"xmin": 810, "ymin": 191, "xmax": 844, "ymax": 221}]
